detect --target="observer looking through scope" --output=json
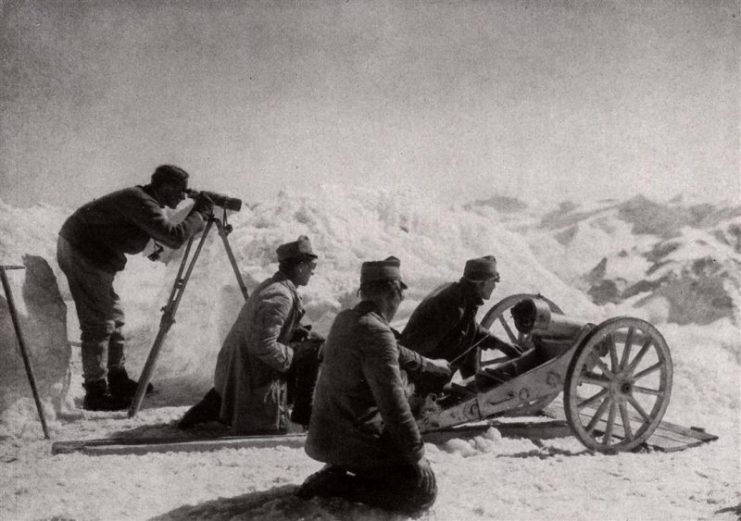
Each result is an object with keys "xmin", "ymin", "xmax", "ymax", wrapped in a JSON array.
[{"xmin": 186, "ymin": 189, "xmax": 242, "ymax": 212}]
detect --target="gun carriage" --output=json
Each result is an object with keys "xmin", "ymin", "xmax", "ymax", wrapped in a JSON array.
[{"xmin": 416, "ymin": 294, "xmax": 674, "ymax": 453}]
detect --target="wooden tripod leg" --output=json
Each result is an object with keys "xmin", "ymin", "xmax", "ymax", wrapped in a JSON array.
[
  {"xmin": 128, "ymin": 219, "xmax": 213, "ymax": 417},
  {"xmin": 215, "ymin": 219, "xmax": 249, "ymax": 300},
  {"xmin": 127, "ymin": 214, "xmax": 250, "ymax": 418}
]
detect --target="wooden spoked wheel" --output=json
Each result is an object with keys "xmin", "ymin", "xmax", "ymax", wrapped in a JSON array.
[
  {"xmin": 564, "ymin": 317, "xmax": 673, "ymax": 453},
  {"xmin": 478, "ymin": 294, "xmax": 563, "ymax": 416},
  {"xmin": 479, "ymin": 293, "xmax": 563, "ymax": 369}
]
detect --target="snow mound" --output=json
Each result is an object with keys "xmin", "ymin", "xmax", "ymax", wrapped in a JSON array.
[{"xmin": 0, "ymin": 255, "xmax": 70, "ymax": 436}]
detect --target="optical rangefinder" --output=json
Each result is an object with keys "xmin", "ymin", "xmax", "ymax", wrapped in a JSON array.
[{"xmin": 187, "ymin": 189, "xmax": 242, "ymax": 212}]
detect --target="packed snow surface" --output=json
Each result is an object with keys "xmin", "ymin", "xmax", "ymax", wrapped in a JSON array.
[{"xmin": 1, "ymin": 186, "xmax": 739, "ymax": 520}]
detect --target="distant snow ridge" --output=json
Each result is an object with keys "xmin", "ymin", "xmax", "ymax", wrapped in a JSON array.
[{"xmin": 471, "ymin": 194, "xmax": 741, "ymax": 325}]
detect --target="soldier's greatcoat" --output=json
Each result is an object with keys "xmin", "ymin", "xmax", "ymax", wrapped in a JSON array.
[
  {"xmin": 214, "ymin": 272, "xmax": 303, "ymax": 434},
  {"xmin": 306, "ymin": 300, "xmax": 425, "ymax": 470}
]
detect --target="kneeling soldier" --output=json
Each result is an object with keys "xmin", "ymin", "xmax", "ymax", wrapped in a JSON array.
[
  {"xmin": 400, "ymin": 255, "xmax": 519, "ymax": 394},
  {"xmin": 179, "ymin": 235, "xmax": 319, "ymax": 434},
  {"xmin": 297, "ymin": 256, "xmax": 437, "ymax": 514}
]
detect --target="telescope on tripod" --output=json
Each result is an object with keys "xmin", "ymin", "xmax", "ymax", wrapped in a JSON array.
[{"xmin": 128, "ymin": 190, "xmax": 248, "ymax": 417}]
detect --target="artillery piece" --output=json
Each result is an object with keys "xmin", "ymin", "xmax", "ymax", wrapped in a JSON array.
[{"xmin": 416, "ymin": 294, "xmax": 674, "ymax": 453}]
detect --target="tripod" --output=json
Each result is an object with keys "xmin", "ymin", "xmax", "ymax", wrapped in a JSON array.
[{"xmin": 128, "ymin": 211, "xmax": 249, "ymax": 417}]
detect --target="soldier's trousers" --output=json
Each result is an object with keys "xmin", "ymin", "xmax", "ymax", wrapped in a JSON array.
[{"xmin": 57, "ymin": 236, "xmax": 125, "ymax": 383}]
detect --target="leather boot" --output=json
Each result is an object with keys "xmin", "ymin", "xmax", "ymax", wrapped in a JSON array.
[
  {"xmin": 82, "ymin": 379, "xmax": 129, "ymax": 411},
  {"xmin": 295, "ymin": 465, "xmax": 353, "ymax": 499},
  {"xmin": 178, "ymin": 388, "xmax": 222, "ymax": 429},
  {"xmin": 108, "ymin": 367, "xmax": 154, "ymax": 401}
]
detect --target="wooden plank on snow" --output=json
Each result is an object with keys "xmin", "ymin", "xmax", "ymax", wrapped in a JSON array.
[
  {"xmin": 52, "ymin": 433, "xmax": 307, "ymax": 455},
  {"xmin": 542, "ymin": 397, "xmax": 718, "ymax": 452},
  {"xmin": 80, "ymin": 433, "xmax": 308, "ymax": 456},
  {"xmin": 52, "ymin": 419, "xmax": 575, "ymax": 456}
]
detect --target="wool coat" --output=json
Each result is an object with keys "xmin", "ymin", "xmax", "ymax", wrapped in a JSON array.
[
  {"xmin": 399, "ymin": 280, "xmax": 512, "ymax": 376},
  {"xmin": 59, "ymin": 185, "xmax": 205, "ymax": 273},
  {"xmin": 401, "ymin": 280, "xmax": 507, "ymax": 358},
  {"xmin": 214, "ymin": 272, "xmax": 303, "ymax": 434},
  {"xmin": 306, "ymin": 300, "xmax": 425, "ymax": 470}
]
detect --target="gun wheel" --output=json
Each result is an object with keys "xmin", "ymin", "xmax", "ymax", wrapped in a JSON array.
[
  {"xmin": 479, "ymin": 293, "xmax": 563, "ymax": 368},
  {"xmin": 564, "ymin": 317, "xmax": 673, "ymax": 453},
  {"xmin": 479, "ymin": 294, "xmax": 563, "ymax": 416}
]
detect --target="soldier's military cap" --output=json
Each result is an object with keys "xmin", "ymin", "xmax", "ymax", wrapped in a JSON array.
[
  {"xmin": 361, "ymin": 256, "xmax": 408, "ymax": 289},
  {"xmin": 464, "ymin": 255, "xmax": 499, "ymax": 281},
  {"xmin": 277, "ymin": 235, "xmax": 317, "ymax": 261}
]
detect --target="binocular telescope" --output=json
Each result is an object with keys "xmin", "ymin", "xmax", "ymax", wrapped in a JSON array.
[{"xmin": 187, "ymin": 189, "xmax": 242, "ymax": 212}]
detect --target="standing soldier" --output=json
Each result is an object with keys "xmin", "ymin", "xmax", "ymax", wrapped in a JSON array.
[
  {"xmin": 297, "ymin": 256, "xmax": 437, "ymax": 514},
  {"xmin": 57, "ymin": 165, "xmax": 213, "ymax": 410}
]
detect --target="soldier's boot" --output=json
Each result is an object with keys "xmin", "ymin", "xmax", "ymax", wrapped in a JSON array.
[
  {"xmin": 178, "ymin": 388, "xmax": 222, "ymax": 430},
  {"xmin": 295, "ymin": 465, "xmax": 353, "ymax": 500},
  {"xmin": 108, "ymin": 367, "xmax": 154, "ymax": 401},
  {"xmin": 82, "ymin": 379, "xmax": 129, "ymax": 411}
]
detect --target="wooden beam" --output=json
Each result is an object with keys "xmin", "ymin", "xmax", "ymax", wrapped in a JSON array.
[
  {"xmin": 51, "ymin": 401, "xmax": 717, "ymax": 457},
  {"xmin": 81, "ymin": 433, "xmax": 307, "ymax": 456},
  {"xmin": 53, "ymin": 420, "xmax": 573, "ymax": 457},
  {"xmin": 52, "ymin": 433, "xmax": 307, "ymax": 455}
]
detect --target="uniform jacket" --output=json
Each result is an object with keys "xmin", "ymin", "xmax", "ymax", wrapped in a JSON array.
[
  {"xmin": 59, "ymin": 186, "xmax": 205, "ymax": 273},
  {"xmin": 305, "ymin": 300, "xmax": 425, "ymax": 470},
  {"xmin": 399, "ymin": 280, "xmax": 494, "ymax": 363},
  {"xmin": 214, "ymin": 272, "xmax": 303, "ymax": 434}
]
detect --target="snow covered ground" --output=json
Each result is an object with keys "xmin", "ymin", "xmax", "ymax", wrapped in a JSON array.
[{"xmin": 1, "ymin": 186, "xmax": 739, "ymax": 520}]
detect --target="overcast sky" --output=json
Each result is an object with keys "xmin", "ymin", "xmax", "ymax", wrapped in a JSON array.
[{"xmin": 1, "ymin": 0, "xmax": 738, "ymax": 208}]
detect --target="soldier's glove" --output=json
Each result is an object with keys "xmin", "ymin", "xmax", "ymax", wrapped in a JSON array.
[{"xmin": 193, "ymin": 192, "xmax": 214, "ymax": 217}]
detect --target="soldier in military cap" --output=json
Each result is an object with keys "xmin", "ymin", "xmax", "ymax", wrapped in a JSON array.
[
  {"xmin": 57, "ymin": 164, "xmax": 214, "ymax": 411},
  {"xmin": 297, "ymin": 256, "xmax": 437, "ymax": 514},
  {"xmin": 179, "ymin": 235, "xmax": 319, "ymax": 433},
  {"xmin": 399, "ymin": 255, "xmax": 520, "ymax": 392}
]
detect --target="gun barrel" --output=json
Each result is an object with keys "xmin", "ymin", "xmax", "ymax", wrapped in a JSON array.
[{"xmin": 512, "ymin": 298, "xmax": 590, "ymax": 339}]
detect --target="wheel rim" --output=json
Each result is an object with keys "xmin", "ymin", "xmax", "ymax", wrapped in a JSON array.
[{"xmin": 564, "ymin": 317, "xmax": 673, "ymax": 452}]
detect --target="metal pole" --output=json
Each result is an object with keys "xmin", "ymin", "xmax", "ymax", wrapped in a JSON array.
[{"xmin": 0, "ymin": 265, "xmax": 50, "ymax": 439}]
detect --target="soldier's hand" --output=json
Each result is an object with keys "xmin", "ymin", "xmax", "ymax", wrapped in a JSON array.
[
  {"xmin": 423, "ymin": 358, "xmax": 452, "ymax": 380},
  {"xmin": 193, "ymin": 192, "xmax": 214, "ymax": 216},
  {"xmin": 292, "ymin": 325, "xmax": 325, "ymax": 344},
  {"xmin": 291, "ymin": 325, "xmax": 311, "ymax": 343},
  {"xmin": 307, "ymin": 329, "xmax": 326, "ymax": 343}
]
